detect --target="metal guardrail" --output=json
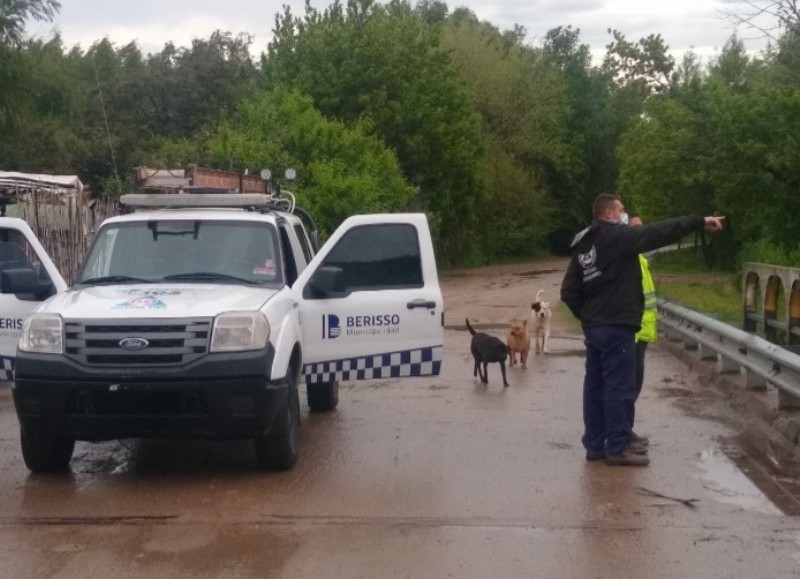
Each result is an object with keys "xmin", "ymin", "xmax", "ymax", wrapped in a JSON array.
[{"xmin": 657, "ymin": 298, "xmax": 800, "ymax": 408}]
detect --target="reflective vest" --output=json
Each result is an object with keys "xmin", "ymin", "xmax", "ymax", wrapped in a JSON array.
[{"xmin": 635, "ymin": 254, "xmax": 658, "ymax": 343}]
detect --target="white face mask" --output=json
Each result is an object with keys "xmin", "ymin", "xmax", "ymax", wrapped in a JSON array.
[{"xmin": 618, "ymin": 212, "xmax": 629, "ymax": 225}]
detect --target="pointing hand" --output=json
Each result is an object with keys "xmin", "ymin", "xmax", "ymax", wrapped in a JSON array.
[{"xmin": 703, "ymin": 216, "xmax": 725, "ymax": 232}]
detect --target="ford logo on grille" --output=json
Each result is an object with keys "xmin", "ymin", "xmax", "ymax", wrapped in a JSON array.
[{"xmin": 119, "ymin": 337, "xmax": 149, "ymax": 351}]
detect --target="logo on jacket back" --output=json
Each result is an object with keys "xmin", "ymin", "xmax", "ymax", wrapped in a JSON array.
[
  {"xmin": 578, "ymin": 245, "xmax": 601, "ymax": 282},
  {"xmin": 323, "ymin": 314, "xmax": 341, "ymax": 339}
]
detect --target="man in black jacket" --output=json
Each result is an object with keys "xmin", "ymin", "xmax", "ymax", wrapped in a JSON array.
[{"xmin": 560, "ymin": 194, "xmax": 724, "ymax": 466}]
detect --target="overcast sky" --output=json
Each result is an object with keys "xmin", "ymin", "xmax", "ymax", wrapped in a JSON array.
[{"xmin": 27, "ymin": 0, "xmax": 779, "ymax": 65}]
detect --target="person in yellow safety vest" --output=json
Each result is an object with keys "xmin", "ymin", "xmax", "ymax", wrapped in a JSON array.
[{"xmin": 628, "ymin": 213, "xmax": 655, "ymax": 445}]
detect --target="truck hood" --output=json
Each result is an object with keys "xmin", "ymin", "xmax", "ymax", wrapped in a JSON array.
[{"xmin": 35, "ymin": 284, "xmax": 280, "ymax": 319}]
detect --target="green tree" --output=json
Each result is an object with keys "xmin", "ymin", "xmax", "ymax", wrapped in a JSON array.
[
  {"xmin": 442, "ymin": 18, "xmax": 570, "ymax": 255},
  {"xmin": 208, "ymin": 89, "xmax": 416, "ymax": 236},
  {"xmin": 0, "ymin": 0, "xmax": 60, "ymax": 46},
  {"xmin": 618, "ymin": 97, "xmax": 713, "ymax": 221},
  {"xmin": 617, "ymin": 33, "xmax": 800, "ymax": 268},
  {"xmin": 0, "ymin": 0, "xmax": 61, "ymax": 130},
  {"xmin": 265, "ymin": 0, "xmax": 485, "ymax": 264},
  {"xmin": 705, "ymin": 72, "xmax": 800, "ymax": 252},
  {"xmin": 542, "ymin": 26, "xmax": 627, "ymax": 247},
  {"xmin": 602, "ymin": 29, "xmax": 676, "ymax": 96},
  {"xmin": 0, "ymin": 34, "xmax": 85, "ymax": 172}
]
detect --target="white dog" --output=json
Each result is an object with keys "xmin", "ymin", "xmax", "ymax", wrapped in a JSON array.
[{"xmin": 531, "ymin": 289, "xmax": 552, "ymax": 354}]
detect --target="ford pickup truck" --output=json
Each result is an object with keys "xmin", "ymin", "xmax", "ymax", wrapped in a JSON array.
[{"xmin": 0, "ymin": 192, "xmax": 443, "ymax": 472}]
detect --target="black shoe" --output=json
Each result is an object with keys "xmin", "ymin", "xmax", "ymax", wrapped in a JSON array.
[
  {"xmin": 586, "ymin": 449, "xmax": 605, "ymax": 461},
  {"xmin": 631, "ymin": 431, "xmax": 650, "ymax": 445},
  {"xmin": 605, "ymin": 451, "xmax": 650, "ymax": 467}
]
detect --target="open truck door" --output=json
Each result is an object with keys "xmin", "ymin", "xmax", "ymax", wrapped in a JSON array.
[
  {"xmin": 296, "ymin": 214, "xmax": 443, "ymax": 387},
  {"xmin": 0, "ymin": 218, "xmax": 67, "ymax": 379}
]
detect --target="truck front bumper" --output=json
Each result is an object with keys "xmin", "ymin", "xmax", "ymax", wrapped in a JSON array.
[{"xmin": 12, "ymin": 348, "xmax": 287, "ymax": 441}]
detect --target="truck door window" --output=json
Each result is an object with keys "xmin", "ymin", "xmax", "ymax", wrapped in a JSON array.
[
  {"xmin": 320, "ymin": 224, "xmax": 422, "ymax": 291},
  {"xmin": 279, "ymin": 225, "xmax": 298, "ymax": 286},
  {"xmin": 293, "ymin": 224, "xmax": 313, "ymax": 264}
]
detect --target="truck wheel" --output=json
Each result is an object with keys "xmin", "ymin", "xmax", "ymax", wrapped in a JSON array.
[
  {"xmin": 307, "ymin": 380, "xmax": 339, "ymax": 411},
  {"xmin": 20, "ymin": 429, "xmax": 74, "ymax": 473},
  {"xmin": 254, "ymin": 370, "xmax": 299, "ymax": 471}
]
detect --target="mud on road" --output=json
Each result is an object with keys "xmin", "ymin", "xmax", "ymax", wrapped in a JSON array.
[{"xmin": 442, "ymin": 257, "xmax": 571, "ymax": 331}]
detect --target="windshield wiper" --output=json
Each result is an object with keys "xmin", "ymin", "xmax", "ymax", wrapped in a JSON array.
[
  {"xmin": 162, "ymin": 272, "xmax": 262, "ymax": 285},
  {"xmin": 79, "ymin": 275, "xmax": 154, "ymax": 285}
]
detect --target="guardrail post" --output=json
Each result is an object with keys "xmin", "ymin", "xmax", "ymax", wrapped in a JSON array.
[
  {"xmin": 778, "ymin": 389, "xmax": 800, "ymax": 409},
  {"xmin": 742, "ymin": 368, "xmax": 767, "ymax": 391},
  {"xmin": 697, "ymin": 344, "xmax": 717, "ymax": 361},
  {"xmin": 717, "ymin": 354, "xmax": 740, "ymax": 374}
]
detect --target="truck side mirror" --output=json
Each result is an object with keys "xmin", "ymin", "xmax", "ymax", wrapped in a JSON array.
[
  {"xmin": 306, "ymin": 266, "xmax": 348, "ymax": 299},
  {"xmin": 0, "ymin": 268, "xmax": 56, "ymax": 300}
]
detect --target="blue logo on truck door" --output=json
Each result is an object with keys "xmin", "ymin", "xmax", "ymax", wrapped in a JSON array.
[{"xmin": 323, "ymin": 314, "xmax": 341, "ymax": 339}]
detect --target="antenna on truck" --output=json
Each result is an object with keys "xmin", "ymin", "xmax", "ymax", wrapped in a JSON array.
[{"xmin": 91, "ymin": 55, "xmax": 120, "ymax": 186}]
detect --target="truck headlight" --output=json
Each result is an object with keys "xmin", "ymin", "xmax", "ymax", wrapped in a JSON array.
[
  {"xmin": 210, "ymin": 312, "xmax": 270, "ymax": 352},
  {"xmin": 19, "ymin": 314, "xmax": 64, "ymax": 354}
]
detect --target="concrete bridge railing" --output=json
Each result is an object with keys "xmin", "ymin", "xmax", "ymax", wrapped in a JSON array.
[{"xmin": 743, "ymin": 262, "xmax": 800, "ymax": 347}]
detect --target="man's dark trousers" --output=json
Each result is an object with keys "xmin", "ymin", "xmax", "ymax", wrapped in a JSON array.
[{"xmin": 582, "ymin": 325, "xmax": 637, "ymax": 456}]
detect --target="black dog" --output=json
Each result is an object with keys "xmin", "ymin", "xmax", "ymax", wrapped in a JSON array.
[{"xmin": 466, "ymin": 318, "xmax": 509, "ymax": 387}]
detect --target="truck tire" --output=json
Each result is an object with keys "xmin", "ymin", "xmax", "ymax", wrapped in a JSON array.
[
  {"xmin": 307, "ymin": 380, "xmax": 339, "ymax": 412},
  {"xmin": 20, "ymin": 429, "xmax": 74, "ymax": 473},
  {"xmin": 254, "ymin": 370, "xmax": 299, "ymax": 471}
]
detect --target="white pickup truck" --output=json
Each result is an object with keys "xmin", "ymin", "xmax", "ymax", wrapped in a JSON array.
[{"xmin": 0, "ymin": 192, "xmax": 443, "ymax": 472}]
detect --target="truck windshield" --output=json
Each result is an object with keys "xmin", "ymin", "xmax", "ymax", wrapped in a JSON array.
[{"xmin": 76, "ymin": 220, "xmax": 283, "ymax": 287}]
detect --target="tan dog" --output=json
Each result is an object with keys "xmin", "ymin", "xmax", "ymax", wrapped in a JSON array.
[{"xmin": 506, "ymin": 319, "xmax": 530, "ymax": 369}]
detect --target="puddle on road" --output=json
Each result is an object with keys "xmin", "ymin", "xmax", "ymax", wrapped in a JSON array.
[{"xmin": 696, "ymin": 449, "xmax": 783, "ymax": 515}]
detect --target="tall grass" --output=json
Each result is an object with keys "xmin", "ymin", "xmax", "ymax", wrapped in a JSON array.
[{"xmin": 649, "ymin": 248, "xmax": 742, "ymax": 325}]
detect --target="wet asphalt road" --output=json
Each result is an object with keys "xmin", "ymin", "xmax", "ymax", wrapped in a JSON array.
[{"xmin": 2, "ymin": 258, "xmax": 800, "ymax": 578}]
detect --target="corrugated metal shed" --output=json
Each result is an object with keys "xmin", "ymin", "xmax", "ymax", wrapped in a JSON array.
[{"xmin": 0, "ymin": 171, "xmax": 83, "ymax": 195}]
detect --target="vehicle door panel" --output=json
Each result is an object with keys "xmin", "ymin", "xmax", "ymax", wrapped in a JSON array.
[
  {"xmin": 0, "ymin": 219, "xmax": 67, "ymax": 377},
  {"xmin": 294, "ymin": 214, "xmax": 443, "ymax": 384}
]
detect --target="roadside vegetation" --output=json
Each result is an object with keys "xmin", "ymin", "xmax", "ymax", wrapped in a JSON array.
[{"xmin": 649, "ymin": 247, "xmax": 742, "ymax": 325}]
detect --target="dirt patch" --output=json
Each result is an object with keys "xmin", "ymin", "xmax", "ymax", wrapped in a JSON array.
[{"xmin": 442, "ymin": 257, "xmax": 571, "ymax": 331}]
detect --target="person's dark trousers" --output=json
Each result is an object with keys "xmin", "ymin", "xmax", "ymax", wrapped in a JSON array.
[
  {"xmin": 632, "ymin": 340, "xmax": 648, "ymax": 428},
  {"xmin": 582, "ymin": 325, "xmax": 637, "ymax": 456}
]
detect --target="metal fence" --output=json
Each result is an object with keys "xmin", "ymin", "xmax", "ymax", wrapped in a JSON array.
[{"xmin": 657, "ymin": 298, "xmax": 800, "ymax": 409}]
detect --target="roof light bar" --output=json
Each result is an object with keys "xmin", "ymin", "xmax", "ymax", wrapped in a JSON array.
[{"xmin": 120, "ymin": 193, "xmax": 271, "ymax": 209}]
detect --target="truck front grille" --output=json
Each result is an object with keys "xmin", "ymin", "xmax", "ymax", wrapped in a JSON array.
[{"xmin": 64, "ymin": 318, "xmax": 212, "ymax": 366}]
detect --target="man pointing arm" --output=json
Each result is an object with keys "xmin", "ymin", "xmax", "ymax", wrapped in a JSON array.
[{"xmin": 560, "ymin": 193, "xmax": 724, "ymax": 467}]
